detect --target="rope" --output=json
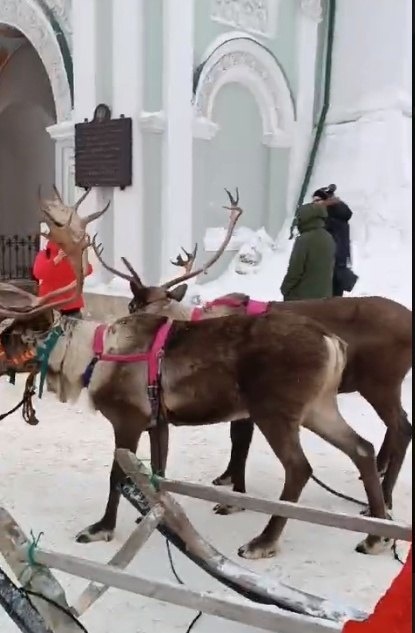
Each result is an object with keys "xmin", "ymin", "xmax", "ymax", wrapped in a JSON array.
[
  {"xmin": 150, "ymin": 419, "xmax": 204, "ymax": 633},
  {"xmin": 311, "ymin": 474, "xmax": 405, "ymax": 566},
  {"xmin": 0, "ymin": 370, "xmax": 39, "ymax": 425},
  {"xmin": 19, "ymin": 531, "xmax": 89, "ymax": 633}
]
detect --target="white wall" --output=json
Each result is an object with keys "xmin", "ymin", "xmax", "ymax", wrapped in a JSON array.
[
  {"xmin": 328, "ymin": 0, "xmax": 411, "ymax": 120},
  {"xmin": 308, "ymin": 0, "xmax": 412, "ymax": 275}
]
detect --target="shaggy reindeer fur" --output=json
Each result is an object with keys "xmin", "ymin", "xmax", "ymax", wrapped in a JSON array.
[
  {"xmin": 0, "ymin": 309, "xmax": 389, "ymax": 559},
  {"xmin": 128, "ymin": 288, "xmax": 413, "ymax": 514}
]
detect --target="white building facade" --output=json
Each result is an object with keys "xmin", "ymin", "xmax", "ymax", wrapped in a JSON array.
[{"xmin": 0, "ymin": 0, "xmax": 411, "ymax": 297}]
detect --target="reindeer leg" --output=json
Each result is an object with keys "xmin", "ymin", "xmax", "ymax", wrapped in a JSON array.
[
  {"xmin": 238, "ymin": 420, "xmax": 311, "ymax": 560},
  {"xmin": 380, "ymin": 408, "xmax": 412, "ymax": 510},
  {"xmin": 148, "ymin": 423, "xmax": 169, "ymax": 477},
  {"xmin": 213, "ymin": 420, "xmax": 254, "ymax": 516},
  {"xmin": 361, "ymin": 387, "xmax": 412, "ymax": 510},
  {"xmin": 76, "ymin": 409, "xmax": 143, "ymax": 544},
  {"xmin": 303, "ymin": 398, "xmax": 390, "ymax": 556}
]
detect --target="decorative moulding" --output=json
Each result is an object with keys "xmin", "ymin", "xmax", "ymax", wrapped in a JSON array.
[
  {"xmin": 43, "ymin": 0, "xmax": 72, "ymax": 48},
  {"xmin": 139, "ymin": 111, "xmax": 166, "ymax": 133},
  {"xmin": 299, "ymin": 0, "xmax": 323, "ymax": 22},
  {"xmin": 210, "ymin": 0, "xmax": 280, "ymax": 39},
  {"xmin": 194, "ymin": 36, "xmax": 295, "ymax": 148},
  {"xmin": 0, "ymin": 0, "xmax": 72, "ymax": 121}
]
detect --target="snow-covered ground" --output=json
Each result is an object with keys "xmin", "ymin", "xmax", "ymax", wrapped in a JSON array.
[{"xmin": 0, "ymin": 216, "xmax": 412, "ymax": 632}]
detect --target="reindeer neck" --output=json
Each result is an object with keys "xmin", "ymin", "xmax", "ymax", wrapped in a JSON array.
[{"xmin": 45, "ymin": 317, "xmax": 101, "ymax": 403}]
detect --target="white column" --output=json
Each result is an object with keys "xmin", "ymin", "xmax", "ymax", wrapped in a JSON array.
[
  {"xmin": 160, "ymin": 0, "xmax": 194, "ymax": 282},
  {"xmin": 286, "ymin": 1, "xmax": 322, "ymax": 215},
  {"xmin": 72, "ymin": 0, "xmax": 110, "ymax": 288},
  {"xmin": 46, "ymin": 121, "xmax": 75, "ymax": 204},
  {"xmin": 108, "ymin": 0, "xmax": 145, "ymax": 295}
]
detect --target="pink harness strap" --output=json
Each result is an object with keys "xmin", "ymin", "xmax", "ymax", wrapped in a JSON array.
[
  {"xmin": 191, "ymin": 297, "xmax": 269, "ymax": 320},
  {"xmin": 92, "ymin": 320, "xmax": 173, "ymax": 384},
  {"xmin": 246, "ymin": 299, "xmax": 268, "ymax": 315}
]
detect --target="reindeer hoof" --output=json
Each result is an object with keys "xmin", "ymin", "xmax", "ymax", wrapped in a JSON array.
[
  {"xmin": 212, "ymin": 474, "xmax": 232, "ymax": 487},
  {"xmin": 213, "ymin": 503, "xmax": 245, "ymax": 515},
  {"xmin": 238, "ymin": 537, "xmax": 278, "ymax": 560},
  {"xmin": 76, "ymin": 524, "xmax": 114, "ymax": 544},
  {"xmin": 355, "ymin": 536, "xmax": 393, "ymax": 555}
]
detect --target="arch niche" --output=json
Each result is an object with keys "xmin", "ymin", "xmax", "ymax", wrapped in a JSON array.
[
  {"xmin": 0, "ymin": 1, "xmax": 72, "ymax": 274},
  {"xmin": 194, "ymin": 35, "xmax": 295, "ymax": 148},
  {"xmin": 193, "ymin": 36, "xmax": 296, "ymax": 250}
]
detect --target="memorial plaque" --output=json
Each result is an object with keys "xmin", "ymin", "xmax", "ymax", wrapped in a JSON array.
[{"xmin": 75, "ymin": 105, "xmax": 132, "ymax": 189}]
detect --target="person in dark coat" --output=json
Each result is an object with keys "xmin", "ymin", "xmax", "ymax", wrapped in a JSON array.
[
  {"xmin": 312, "ymin": 184, "xmax": 354, "ymax": 297},
  {"xmin": 281, "ymin": 202, "xmax": 335, "ymax": 301}
]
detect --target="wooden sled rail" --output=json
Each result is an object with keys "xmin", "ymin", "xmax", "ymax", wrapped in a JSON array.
[
  {"xmin": 116, "ymin": 449, "xmax": 367, "ymax": 627},
  {"xmin": 159, "ymin": 478, "xmax": 412, "ymax": 542}
]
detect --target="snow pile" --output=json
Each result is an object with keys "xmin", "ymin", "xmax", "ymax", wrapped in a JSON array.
[{"xmin": 187, "ymin": 210, "xmax": 411, "ymax": 309}]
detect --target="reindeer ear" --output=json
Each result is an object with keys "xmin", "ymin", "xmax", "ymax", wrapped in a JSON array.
[{"xmin": 168, "ymin": 284, "xmax": 188, "ymax": 303}]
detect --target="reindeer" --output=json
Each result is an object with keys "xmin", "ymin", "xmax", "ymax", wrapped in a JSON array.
[
  {"xmin": 0, "ymin": 193, "xmax": 390, "ymax": 559},
  {"xmin": 93, "ymin": 190, "xmax": 412, "ymax": 517}
]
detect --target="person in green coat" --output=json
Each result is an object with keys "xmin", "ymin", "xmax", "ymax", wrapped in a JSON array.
[{"xmin": 280, "ymin": 202, "xmax": 335, "ymax": 301}]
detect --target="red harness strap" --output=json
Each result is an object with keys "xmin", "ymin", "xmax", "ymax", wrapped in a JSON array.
[
  {"xmin": 92, "ymin": 320, "xmax": 173, "ymax": 384},
  {"xmin": 191, "ymin": 297, "xmax": 269, "ymax": 320}
]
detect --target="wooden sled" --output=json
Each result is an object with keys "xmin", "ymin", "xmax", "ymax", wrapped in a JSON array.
[{"xmin": 4, "ymin": 448, "xmax": 410, "ymax": 632}]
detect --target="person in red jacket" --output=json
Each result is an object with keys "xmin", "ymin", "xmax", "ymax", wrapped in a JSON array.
[{"xmin": 33, "ymin": 240, "xmax": 93, "ymax": 318}]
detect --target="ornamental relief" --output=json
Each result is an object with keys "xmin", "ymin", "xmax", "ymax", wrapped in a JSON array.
[
  {"xmin": 42, "ymin": 0, "xmax": 72, "ymax": 48},
  {"xmin": 0, "ymin": 0, "xmax": 72, "ymax": 121},
  {"xmin": 195, "ymin": 50, "xmax": 279, "ymax": 119},
  {"xmin": 210, "ymin": 0, "xmax": 279, "ymax": 38},
  {"xmin": 300, "ymin": 0, "xmax": 323, "ymax": 22}
]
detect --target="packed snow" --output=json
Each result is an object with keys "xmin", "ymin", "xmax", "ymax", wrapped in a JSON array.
[{"xmin": 0, "ymin": 201, "xmax": 412, "ymax": 632}]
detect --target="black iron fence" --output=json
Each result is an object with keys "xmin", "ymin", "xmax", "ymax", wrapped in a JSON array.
[{"xmin": 0, "ymin": 234, "xmax": 40, "ymax": 280}]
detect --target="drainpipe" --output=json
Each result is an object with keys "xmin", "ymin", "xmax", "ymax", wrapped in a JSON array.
[{"xmin": 290, "ymin": 0, "xmax": 336, "ymax": 238}]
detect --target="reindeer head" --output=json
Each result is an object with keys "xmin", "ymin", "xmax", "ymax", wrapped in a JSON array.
[
  {"xmin": 39, "ymin": 186, "xmax": 110, "ymax": 296},
  {"xmin": 0, "ymin": 190, "xmax": 95, "ymax": 374},
  {"xmin": 91, "ymin": 188, "xmax": 243, "ymax": 318}
]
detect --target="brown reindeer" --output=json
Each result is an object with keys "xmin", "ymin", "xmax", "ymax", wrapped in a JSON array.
[
  {"xmin": 0, "ymin": 199, "xmax": 389, "ymax": 559},
  {"xmin": 97, "ymin": 193, "xmax": 412, "ymax": 516}
]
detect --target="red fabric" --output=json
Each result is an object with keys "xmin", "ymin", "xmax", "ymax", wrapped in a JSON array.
[
  {"xmin": 343, "ymin": 546, "xmax": 412, "ymax": 633},
  {"xmin": 92, "ymin": 320, "xmax": 173, "ymax": 384},
  {"xmin": 32, "ymin": 241, "xmax": 92, "ymax": 311}
]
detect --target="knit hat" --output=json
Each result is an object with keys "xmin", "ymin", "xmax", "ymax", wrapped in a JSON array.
[{"xmin": 313, "ymin": 183, "xmax": 337, "ymax": 200}]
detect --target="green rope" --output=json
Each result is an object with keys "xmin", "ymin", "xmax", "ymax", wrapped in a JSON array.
[
  {"xmin": 27, "ymin": 530, "xmax": 44, "ymax": 568},
  {"xmin": 140, "ymin": 458, "xmax": 162, "ymax": 491},
  {"xmin": 18, "ymin": 530, "xmax": 44, "ymax": 587}
]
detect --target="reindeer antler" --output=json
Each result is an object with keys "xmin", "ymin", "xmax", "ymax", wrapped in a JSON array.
[
  {"xmin": 91, "ymin": 234, "xmax": 144, "ymax": 288},
  {"xmin": 161, "ymin": 188, "xmax": 243, "ymax": 290},
  {"xmin": 170, "ymin": 244, "xmax": 198, "ymax": 275},
  {"xmin": 0, "ymin": 279, "xmax": 82, "ymax": 316},
  {"xmin": 38, "ymin": 187, "xmax": 111, "ymax": 298}
]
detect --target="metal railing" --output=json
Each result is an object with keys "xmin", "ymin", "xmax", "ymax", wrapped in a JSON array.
[{"xmin": 0, "ymin": 234, "xmax": 40, "ymax": 280}]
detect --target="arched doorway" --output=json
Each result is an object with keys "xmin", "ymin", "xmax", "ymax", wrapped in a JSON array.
[
  {"xmin": 0, "ymin": 33, "xmax": 55, "ymax": 278},
  {"xmin": 0, "ymin": 6, "xmax": 72, "ymax": 280}
]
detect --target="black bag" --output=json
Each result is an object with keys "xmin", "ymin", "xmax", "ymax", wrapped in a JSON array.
[{"xmin": 335, "ymin": 266, "xmax": 359, "ymax": 293}]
